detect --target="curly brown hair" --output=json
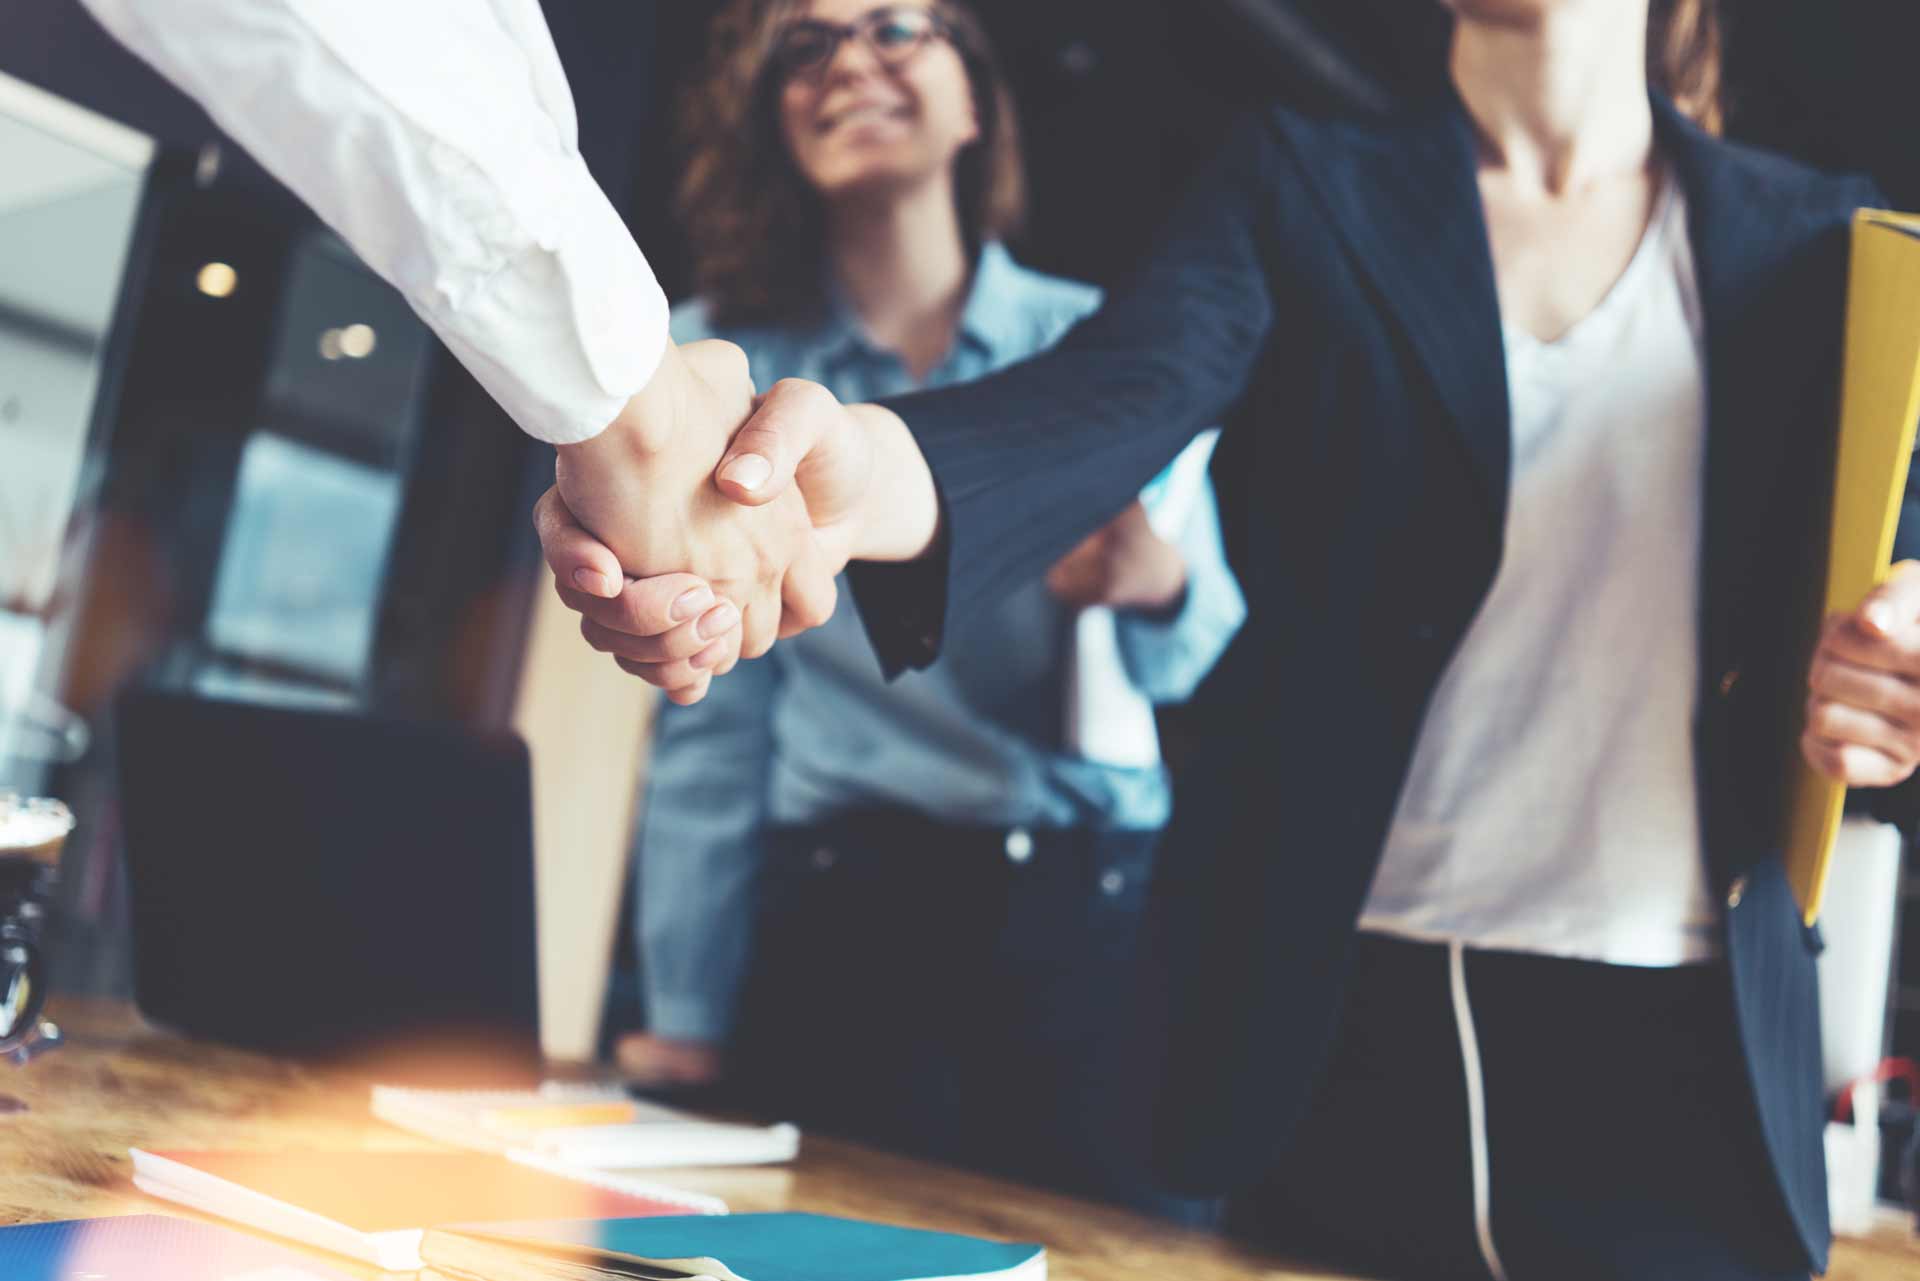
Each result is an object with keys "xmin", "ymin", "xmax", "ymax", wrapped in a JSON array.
[{"xmin": 677, "ymin": 0, "xmax": 1028, "ymax": 329}]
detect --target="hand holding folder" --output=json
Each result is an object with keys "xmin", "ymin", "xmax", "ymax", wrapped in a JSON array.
[{"xmin": 1786, "ymin": 210, "xmax": 1920, "ymax": 925}]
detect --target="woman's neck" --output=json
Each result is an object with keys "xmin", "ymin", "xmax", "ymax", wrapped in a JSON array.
[
  {"xmin": 1450, "ymin": 0, "xmax": 1654, "ymax": 194},
  {"xmin": 828, "ymin": 179, "xmax": 973, "ymax": 383}
]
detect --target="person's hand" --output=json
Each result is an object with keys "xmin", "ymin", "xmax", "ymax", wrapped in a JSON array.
[
  {"xmin": 1803, "ymin": 561, "xmax": 1920, "ymax": 787},
  {"xmin": 548, "ymin": 343, "xmax": 840, "ymax": 673},
  {"xmin": 613, "ymin": 1032, "xmax": 723, "ymax": 1089},
  {"xmin": 537, "ymin": 378, "xmax": 940, "ymax": 703},
  {"xmin": 714, "ymin": 379, "xmax": 928, "ymax": 564},
  {"xmin": 1045, "ymin": 501, "xmax": 1188, "ymax": 613},
  {"xmin": 525, "ymin": 521, "xmax": 743, "ymax": 705}
]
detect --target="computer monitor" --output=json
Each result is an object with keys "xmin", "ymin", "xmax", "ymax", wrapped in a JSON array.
[{"xmin": 115, "ymin": 689, "xmax": 541, "ymax": 1078}]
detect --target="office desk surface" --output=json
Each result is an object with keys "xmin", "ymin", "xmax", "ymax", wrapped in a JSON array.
[
  {"xmin": 0, "ymin": 999, "xmax": 1337, "ymax": 1279},
  {"xmin": 4, "ymin": 1001, "xmax": 1920, "ymax": 1281}
]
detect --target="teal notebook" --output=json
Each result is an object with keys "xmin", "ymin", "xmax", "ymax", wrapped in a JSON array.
[{"xmin": 419, "ymin": 1212, "xmax": 1045, "ymax": 1281}]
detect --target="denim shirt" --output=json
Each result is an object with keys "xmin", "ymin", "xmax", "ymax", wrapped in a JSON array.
[{"xmin": 636, "ymin": 244, "xmax": 1246, "ymax": 1042}]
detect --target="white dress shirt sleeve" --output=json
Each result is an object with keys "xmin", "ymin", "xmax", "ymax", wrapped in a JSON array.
[{"xmin": 78, "ymin": 0, "xmax": 669, "ymax": 444}]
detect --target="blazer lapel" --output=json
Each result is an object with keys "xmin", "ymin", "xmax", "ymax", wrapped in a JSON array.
[
  {"xmin": 1656, "ymin": 96, "xmax": 1839, "ymax": 666},
  {"xmin": 1274, "ymin": 94, "xmax": 1842, "ymax": 638},
  {"xmin": 1269, "ymin": 98, "xmax": 1511, "ymax": 530}
]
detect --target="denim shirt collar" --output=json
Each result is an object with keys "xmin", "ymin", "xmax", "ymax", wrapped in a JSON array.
[{"xmin": 811, "ymin": 241, "xmax": 1027, "ymax": 376}]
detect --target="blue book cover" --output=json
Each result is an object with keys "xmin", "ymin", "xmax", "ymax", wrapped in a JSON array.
[
  {"xmin": 426, "ymin": 1212, "xmax": 1046, "ymax": 1281},
  {"xmin": 0, "ymin": 1214, "xmax": 360, "ymax": 1280}
]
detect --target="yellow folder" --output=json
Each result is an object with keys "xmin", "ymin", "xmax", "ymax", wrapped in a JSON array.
[{"xmin": 1786, "ymin": 210, "xmax": 1920, "ymax": 925}]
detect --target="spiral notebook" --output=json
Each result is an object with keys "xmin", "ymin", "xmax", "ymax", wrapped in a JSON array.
[{"xmin": 129, "ymin": 1148, "xmax": 724, "ymax": 1271}]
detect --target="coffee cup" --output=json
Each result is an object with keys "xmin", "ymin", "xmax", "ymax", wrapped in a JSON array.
[
  {"xmin": 0, "ymin": 794, "xmax": 70, "ymax": 1061},
  {"xmin": 0, "ymin": 795, "xmax": 73, "ymax": 867}
]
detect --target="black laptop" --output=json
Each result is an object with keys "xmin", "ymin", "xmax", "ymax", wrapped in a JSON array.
[{"xmin": 115, "ymin": 689, "xmax": 541, "ymax": 1077}]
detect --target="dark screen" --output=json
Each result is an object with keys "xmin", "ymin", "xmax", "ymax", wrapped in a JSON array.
[{"xmin": 114, "ymin": 690, "xmax": 541, "ymax": 1077}]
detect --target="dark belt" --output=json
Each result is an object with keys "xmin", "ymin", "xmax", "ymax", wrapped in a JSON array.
[{"xmin": 765, "ymin": 807, "xmax": 1160, "ymax": 899}]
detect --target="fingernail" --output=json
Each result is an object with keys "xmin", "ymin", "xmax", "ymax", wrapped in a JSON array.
[
  {"xmin": 698, "ymin": 601, "xmax": 740, "ymax": 641},
  {"xmin": 671, "ymin": 585, "xmax": 715, "ymax": 622},
  {"xmin": 691, "ymin": 640, "xmax": 727, "ymax": 670},
  {"xmin": 1867, "ymin": 602, "xmax": 1895, "ymax": 634},
  {"xmin": 573, "ymin": 567, "xmax": 615, "ymax": 597},
  {"xmin": 721, "ymin": 454, "xmax": 773, "ymax": 492}
]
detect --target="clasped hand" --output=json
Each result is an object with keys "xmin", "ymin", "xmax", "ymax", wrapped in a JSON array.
[
  {"xmin": 537, "ymin": 342, "xmax": 1189, "ymax": 706},
  {"xmin": 1803, "ymin": 561, "xmax": 1920, "ymax": 788},
  {"xmin": 541, "ymin": 335, "xmax": 1920, "ymax": 798},
  {"xmin": 538, "ymin": 341, "xmax": 887, "ymax": 703}
]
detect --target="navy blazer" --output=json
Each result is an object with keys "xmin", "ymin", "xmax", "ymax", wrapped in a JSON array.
[{"xmin": 858, "ymin": 92, "xmax": 1918, "ymax": 1271}]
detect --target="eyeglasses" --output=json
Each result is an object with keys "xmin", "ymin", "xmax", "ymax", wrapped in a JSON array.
[{"xmin": 770, "ymin": 6, "xmax": 953, "ymax": 83}]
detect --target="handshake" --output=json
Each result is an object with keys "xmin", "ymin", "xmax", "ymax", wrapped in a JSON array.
[
  {"xmin": 534, "ymin": 339, "xmax": 939, "ymax": 705},
  {"xmin": 535, "ymin": 338, "xmax": 1193, "ymax": 704}
]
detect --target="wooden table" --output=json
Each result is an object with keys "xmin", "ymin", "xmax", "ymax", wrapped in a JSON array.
[{"xmin": 5, "ymin": 1000, "xmax": 1920, "ymax": 1280}]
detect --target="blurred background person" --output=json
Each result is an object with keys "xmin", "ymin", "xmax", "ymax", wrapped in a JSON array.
[{"xmin": 612, "ymin": 0, "xmax": 1243, "ymax": 1219}]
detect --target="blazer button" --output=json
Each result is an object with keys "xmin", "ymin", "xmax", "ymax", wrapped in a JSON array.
[
  {"xmin": 1411, "ymin": 622, "xmax": 1438, "ymax": 644},
  {"xmin": 1726, "ymin": 875, "xmax": 1747, "ymax": 909},
  {"xmin": 1718, "ymin": 667, "xmax": 1741, "ymax": 698},
  {"xmin": 810, "ymin": 846, "xmax": 837, "ymax": 872}
]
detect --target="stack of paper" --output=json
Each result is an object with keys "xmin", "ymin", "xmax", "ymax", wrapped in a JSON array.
[{"xmin": 373, "ymin": 1082, "xmax": 800, "ymax": 1169}]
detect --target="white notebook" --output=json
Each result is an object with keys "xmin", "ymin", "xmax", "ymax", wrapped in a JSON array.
[{"xmin": 373, "ymin": 1082, "xmax": 801, "ymax": 1170}]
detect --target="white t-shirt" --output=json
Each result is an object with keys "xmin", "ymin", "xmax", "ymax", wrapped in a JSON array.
[{"xmin": 1360, "ymin": 174, "xmax": 1722, "ymax": 966}]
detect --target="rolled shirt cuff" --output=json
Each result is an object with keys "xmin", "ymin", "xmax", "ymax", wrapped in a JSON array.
[
  {"xmin": 424, "ymin": 151, "xmax": 669, "ymax": 445},
  {"xmin": 643, "ymin": 991, "xmax": 735, "ymax": 1047}
]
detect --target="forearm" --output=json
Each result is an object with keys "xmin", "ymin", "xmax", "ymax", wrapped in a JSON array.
[
  {"xmin": 555, "ymin": 343, "xmax": 687, "ymax": 473},
  {"xmin": 849, "ymin": 404, "xmax": 943, "ymax": 563}
]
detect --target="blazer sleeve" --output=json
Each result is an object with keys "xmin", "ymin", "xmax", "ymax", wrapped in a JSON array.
[{"xmin": 851, "ymin": 111, "xmax": 1284, "ymax": 675}]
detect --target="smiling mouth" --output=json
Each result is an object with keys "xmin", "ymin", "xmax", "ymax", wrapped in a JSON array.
[{"xmin": 816, "ymin": 102, "xmax": 913, "ymax": 134}]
